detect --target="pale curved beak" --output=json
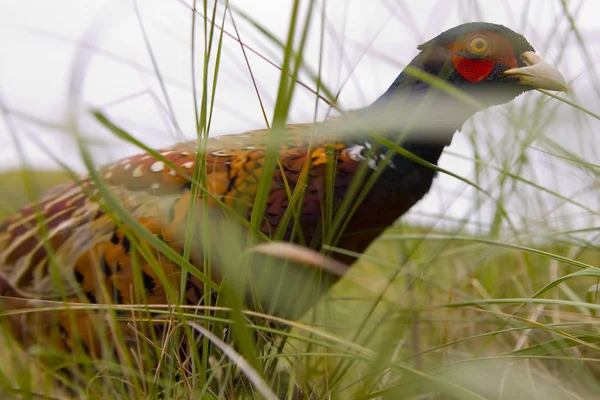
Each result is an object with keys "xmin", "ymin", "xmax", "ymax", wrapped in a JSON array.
[{"xmin": 503, "ymin": 51, "xmax": 568, "ymax": 91}]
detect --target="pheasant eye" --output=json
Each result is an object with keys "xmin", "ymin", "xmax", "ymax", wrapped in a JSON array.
[{"xmin": 469, "ymin": 36, "xmax": 489, "ymax": 55}]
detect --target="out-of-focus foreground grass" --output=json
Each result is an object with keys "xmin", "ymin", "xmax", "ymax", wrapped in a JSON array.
[{"xmin": 1, "ymin": 169, "xmax": 600, "ymax": 399}]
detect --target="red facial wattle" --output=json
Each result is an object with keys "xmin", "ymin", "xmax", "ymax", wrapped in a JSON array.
[{"xmin": 453, "ymin": 57, "xmax": 496, "ymax": 83}]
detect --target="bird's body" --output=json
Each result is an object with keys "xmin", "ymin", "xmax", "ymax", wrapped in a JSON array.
[
  {"xmin": 0, "ymin": 22, "xmax": 566, "ymax": 359},
  {"xmin": 0, "ymin": 121, "xmax": 438, "ymax": 296},
  {"xmin": 0, "ymin": 122, "xmax": 443, "ymax": 355}
]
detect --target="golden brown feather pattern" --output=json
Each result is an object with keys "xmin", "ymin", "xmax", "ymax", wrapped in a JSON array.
[{"xmin": 0, "ymin": 122, "xmax": 382, "ymax": 355}]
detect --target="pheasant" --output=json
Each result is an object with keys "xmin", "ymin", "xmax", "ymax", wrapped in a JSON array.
[{"xmin": 0, "ymin": 23, "xmax": 566, "ymax": 360}]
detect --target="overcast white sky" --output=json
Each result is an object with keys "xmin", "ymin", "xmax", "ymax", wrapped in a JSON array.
[{"xmin": 0, "ymin": 0, "xmax": 599, "ymax": 234}]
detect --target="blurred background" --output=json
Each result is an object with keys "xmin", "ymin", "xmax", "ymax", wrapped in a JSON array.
[{"xmin": 0, "ymin": 0, "xmax": 598, "ymax": 236}]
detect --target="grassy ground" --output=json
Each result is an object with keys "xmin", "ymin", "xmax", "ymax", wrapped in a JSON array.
[{"xmin": 1, "ymin": 169, "xmax": 600, "ymax": 399}]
